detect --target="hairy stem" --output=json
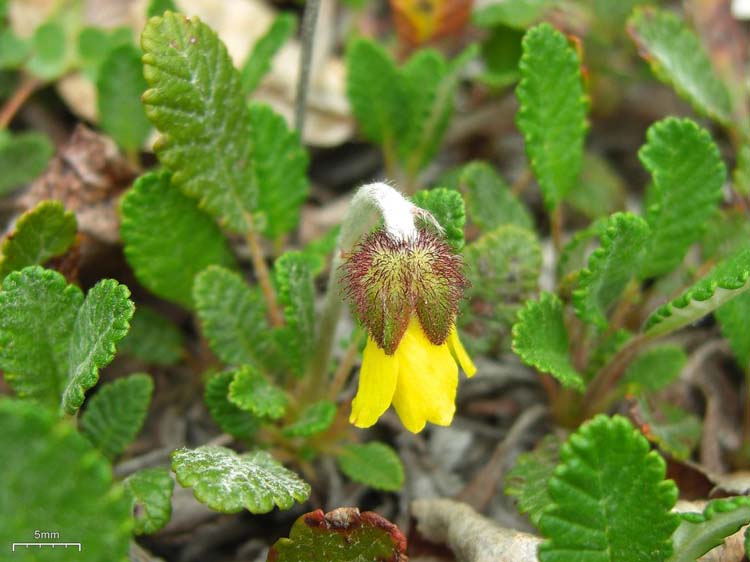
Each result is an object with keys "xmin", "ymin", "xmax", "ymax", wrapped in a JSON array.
[
  {"xmin": 0, "ymin": 74, "xmax": 42, "ymax": 128},
  {"xmin": 294, "ymin": 0, "xmax": 322, "ymax": 136},
  {"xmin": 328, "ymin": 329, "xmax": 363, "ymax": 401},
  {"xmin": 244, "ymin": 228, "xmax": 284, "ymax": 327}
]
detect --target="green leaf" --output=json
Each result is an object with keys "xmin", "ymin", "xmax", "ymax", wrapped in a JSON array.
[
  {"xmin": 516, "ymin": 23, "xmax": 587, "ymax": 210},
  {"xmin": 734, "ymin": 141, "xmax": 750, "ymax": 196},
  {"xmin": 473, "ymin": 0, "xmax": 560, "ymax": 29},
  {"xmin": 0, "ymin": 130, "xmax": 54, "ymax": 195},
  {"xmin": 398, "ymin": 46, "xmax": 477, "ymax": 176},
  {"xmin": 0, "ymin": 200, "xmax": 76, "ymax": 282},
  {"xmin": 120, "ymin": 171, "xmax": 237, "ymax": 309},
  {"xmin": 458, "ymin": 161, "xmax": 533, "ymax": 232},
  {"xmin": 462, "ymin": 224, "xmax": 541, "ymax": 354},
  {"xmin": 628, "ymin": 7, "xmax": 734, "ymax": 127},
  {"xmin": 147, "ymin": 0, "xmax": 177, "ymax": 17},
  {"xmin": 512, "ymin": 292, "xmax": 584, "ymax": 390},
  {"xmin": 97, "ymin": 44, "xmax": 150, "ymax": 153},
  {"xmin": 248, "ymin": 103, "xmax": 309, "ymax": 240},
  {"xmin": 505, "ymin": 434, "xmax": 560, "ymax": 525},
  {"xmin": 282, "ymin": 400, "xmax": 337, "ymax": 438},
  {"xmin": 0, "ymin": 28, "xmax": 29, "ymax": 69},
  {"xmin": 62, "ymin": 278, "xmax": 134, "ymax": 414},
  {"xmin": 635, "ymin": 398, "xmax": 701, "ymax": 461},
  {"xmin": 477, "ymin": 24, "xmax": 523, "ymax": 89},
  {"xmin": 412, "ymin": 187, "xmax": 466, "ymax": 252},
  {"xmin": 241, "ymin": 13, "xmax": 296, "ymax": 95},
  {"xmin": 204, "ymin": 371, "xmax": 259, "ymax": 439},
  {"xmin": 638, "ymin": 118, "xmax": 725, "ymax": 279},
  {"xmin": 193, "ymin": 265, "xmax": 277, "ymax": 370},
  {"xmin": 346, "ymin": 38, "xmax": 406, "ymax": 152},
  {"xmin": 645, "ymin": 247, "xmax": 750, "ymax": 337},
  {"xmin": 27, "ymin": 21, "xmax": 68, "ymax": 79},
  {"xmin": 274, "ymin": 251, "xmax": 316, "ymax": 377},
  {"xmin": 269, "ymin": 508, "xmax": 407, "ymax": 562},
  {"xmin": 171, "ymin": 446, "xmax": 310, "ymax": 513},
  {"xmin": 538, "ymin": 415, "xmax": 679, "ymax": 562},
  {"xmin": 565, "ymin": 152, "xmax": 626, "ymax": 220},
  {"xmin": 123, "ymin": 467, "xmax": 174, "ymax": 535},
  {"xmin": 557, "ymin": 216, "xmax": 608, "ymax": 280},
  {"xmin": 0, "ymin": 399, "xmax": 132, "ymax": 562},
  {"xmin": 0, "ymin": 267, "xmax": 81, "ymax": 409},
  {"xmin": 142, "ymin": 12, "xmax": 256, "ymax": 233},
  {"xmin": 716, "ymin": 292, "xmax": 750, "ymax": 370},
  {"xmin": 118, "ymin": 306, "xmax": 183, "ymax": 365},
  {"xmin": 228, "ymin": 365, "xmax": 287, "ymax": 420},
  {"xmin": 573, "ymin": 213, "xmax": 650, "ymax": 328},
  {"xmin": 336, "ymin": 442, "xmax": 404, "ymax": 492},
  {"xmin": 622, "ymin": 345, "xmax": 687, "ymax": 393},
  {"xmin": 77, "ymin": 26, "xmax": 133, "ymax": 81},
  {"xmin": 702, "ymin": 210, "xmax": 750, "ymax": 262},
  {"xmin": 80, "ymin": 374, "xmax": 154, "ymax": 460},
  {"xmin": 669, "ymin": 497, "xmax": 750, "ymax": 562}
]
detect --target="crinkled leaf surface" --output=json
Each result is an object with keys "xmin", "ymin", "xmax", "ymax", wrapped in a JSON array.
[
  {"xmin": 229, "ymin": 365, "xmax": 288, "ymax": 420},
  {"xmin": 669, "ymin": 497, "xmax": 750, "ymax": 562},
  {"xmin": 118, "ymin": 306, "xmax": 183, "ymax": 365},
  {"xmin": 0, "ymin": 399, "xmax": 131, "ymax": 562},
  {"xmin": 512, "ymin": 292, "xmax": 584, "ymax": 390},
  {"xmin": 120, "ymin": 171, "xmax": 237, "ymax": 309},
  {"xmin": 573, "ymin": 213, "xmax": 650, "ymax": 328},
  {"xmin": 538, "ymin": 415, "xmax": 679, "ymax": 562},
  {"xmin": 505, "ymin": 434, "xmax": 560, "ymax": 526},
  {"xmin": 716, "ymin": 291, "xmax": 750, "ymax": 370},
  {"xmin": 412, "ymin": 187, "xmax": 466, "ymax": 251},
  {"xmin": 516, "ymin": 23, "xmax": 587, "ymax": 209},
  {"xmin": 62, "ymin": 279, "xmax": 134, "ymax": 414},
  {"xmin": 638, "ymin": 118, "xmax": 725, "ymax": 279},
  {"xmin": 635, "ymin": 398, "xmax": 701, "ymax": 461},
  {"xmin": 282, "ymin": 400, "xmax": 337, "ymax": 438},
  {"xmin": 241, "ymin": 13, "xmax": 296, "ymax": 95},
  {"xmin": 622, "ymin": 345, "xmax": 687, "ymax": 394},
  {"xmin": 268, "ymin": 508, "xmax": 407, "ymax": 562},
  {"xmin": 645, "ymin": 247, "xmax": 750, "ymax": 337},
  {"xmin": 142, "ymin": 12, "xmax": 256, "ymax": 233},
  {"xmin": 123, "ymin": 467, "xmax": 174, "ymax": 535},
  {"xmin": 193, "ymin": 265, "xmax": 278, "ymax": 371},
  {"xmin": 0, "ymin": 200, "xmax": 76, "ymax": 282},
  {"xmin": 80, "ymin": 373, "xmax": 154, "ymax": 460},
  {"xmin": 97, "ymin": 44, "xmax": 150, "ymax": 153},
  {"xmin": 171, "ymin": 446, "xmax": 310, "ymax": 513},
  {"xmin": 204, "ymin": 371, "xmax": 260, "ymax": 439},
  {"xmin": 336, "ymin": 442, "xmax": 405, "ymax": 492},
  {"xmin": 628, "ymin": 7, "xmax": 733, "ymax": 126},
  {"xmin": 458, "ymin": 161, "xmax": 533, "ymax": 232},
  {"xmin": 0, "ymin": 130, "xmax": 54, "ymax": 195}
]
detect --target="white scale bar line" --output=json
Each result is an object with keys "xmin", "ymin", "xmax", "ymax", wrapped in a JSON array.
[{"xmin": 12, "ymin": 543, "xmax": 82, "ymax": 551}]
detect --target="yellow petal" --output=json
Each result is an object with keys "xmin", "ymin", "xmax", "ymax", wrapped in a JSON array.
[
  {"xmin": 447, "ymin": 325, "xmax": 476, "ymax": 377},
  {"xmin": 350, "ymin": 337, "xmax": 399, "ymax": 428},
  {"xmin": 391, "ymin": 319, "xmax": 458, "ymax": 433}
]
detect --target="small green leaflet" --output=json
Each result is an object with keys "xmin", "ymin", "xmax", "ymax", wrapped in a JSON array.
[
  {"xmin": 505, "ymin": 434, "xmax": 560, "ymax": 525},
  {"xmin": 0, "ymin": 267, "xmax": 133, "ymax": 414},
  {"xmin": 638, "ymin": 118, "xmax": 725, "ymax": 279},
  {"xmin": 645, "ymin": 247, "xmax": 750, "ymax": 337},
  {"xmin": 123, "ymin": 467, "xmax": 174, "ymax": 535},
  {"xmin": 80, "ymin": 374, "xmax": 154, "ymax": 460},
  {"xmin": 0, "ymin": 200, "xmax": 76, "ymax": 282},
  {"xmin": 716, "ymin": 292, "xmax": 750, "ymax": 371},
  {"xmin": 516, "ymin": 23, "xmax": 587, "ymax": 210},
  {"xmin": 118, "ymin": 306, "xmax": 183, "ymax": 366},
  {"xmin": 77, "ymin": 26, "xmax": 133, "ymax": 82},
  {"xmin": 283, "ymin": 400, "xmax": 336, "ymax": 438},
  {"xmin": 204, "ymin": 371, "xmax": 260, "ymax": 440},
  {"xmin": 228, "ymin": 365, "xmax": 288, "ymax": 420},
  {"xmin": 147, "ymin": 0, "xmax": 177, "ymax": 17},
  {"xmin": 0, "ymin": 399, "xmax": 132, "ymax": 562},
  {"xmin": 622, "ymin": 345, "xmax": 687, "ymax": 394},
  {"xmin": 573, "ymin": 212, "xmax": 650, "ymax": 328},
  {"xmin": 0, "ymin": 27, "xmax": 29, "ymax": 70},
  {"xmin": 0, "ymin": 130, "xmax": 54, "ymax": 195},
  {"xmin": 241, "ymin": 13, "xmax": 296, "ymax": 95},
  {"xmin": 538, "ymin": 415, "xmax": 679, "ymax": 562},
  {"xmin": 628, "ymin": 7, "xmax": 734, "ymax": 127},
  {"xmin": 512, "ymin": 292, "xmax": 584, "ymax": 390},
  {"xmin": 336, "ymin": 442, "xmax": 405, "ymax": 492},
  {"xmin": 97, "ymin": 44, "xmax": 150, "ymax": 154},
  {"xmin": 412, "ymin": 187, "xmax": 466, "ymax": 252},
  {"xmin": 26, "ymin": 21, "xmax": 69, "ymax": 79},
  {"xmin": 566, "ymin": 152, "xmax": 626, "ymax": 220},
  {"xmin": 120, "ymin": 172, "xmax": 237, "ymax": 309},
  {"xmin": 473, "ymin": 0, "xmax": 560, "ymax": 29},
  {"xmin": 635, "ymin": 398, "xmax": 701, "ymax": 461},
  {"xmin": 171, "ymin": 446, "xmax": 310, "ymax": 513}
]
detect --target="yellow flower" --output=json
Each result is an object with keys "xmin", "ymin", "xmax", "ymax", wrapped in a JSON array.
[{"xmin": 350, "ymin": 317, "xmax": 476, "ymax": 433}]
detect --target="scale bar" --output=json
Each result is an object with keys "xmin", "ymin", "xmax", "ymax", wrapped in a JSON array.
[{"xmin": 12, "ymin": 543, "xmax": 82, "ymax": 551}]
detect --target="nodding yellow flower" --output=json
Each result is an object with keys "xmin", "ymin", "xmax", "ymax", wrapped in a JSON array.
[{"xmin": 342, "ymin": 226, "xmax": 476, "ymax": 433}]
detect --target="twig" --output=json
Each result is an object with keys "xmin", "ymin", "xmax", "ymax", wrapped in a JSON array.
[
  {"xmin": 0, "ymin": 74, "xmax": 42, "ymax": 128},
  {"xmin": 244, "ymin": 228, "xmax": 284, "ymax": 327},
  {"xmin": 294, "ymin": 0, "xmax": 322, "ymax": 137}
]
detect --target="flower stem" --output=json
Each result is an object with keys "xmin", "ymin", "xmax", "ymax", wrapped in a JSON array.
[
  {"xmin": 294, "ymin": 0, "xmax": 322, "ymax": 137},
  {"xmin": 328, "ymin": 329, "xmax": 363, "ymax": 401},
  {"xmin": 0, "ymin": 73, "xmax": 41, "ymax": 128},
  {"xmin": 244, "ymin": 228, "xmax": 284, "ymax": 328}
]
